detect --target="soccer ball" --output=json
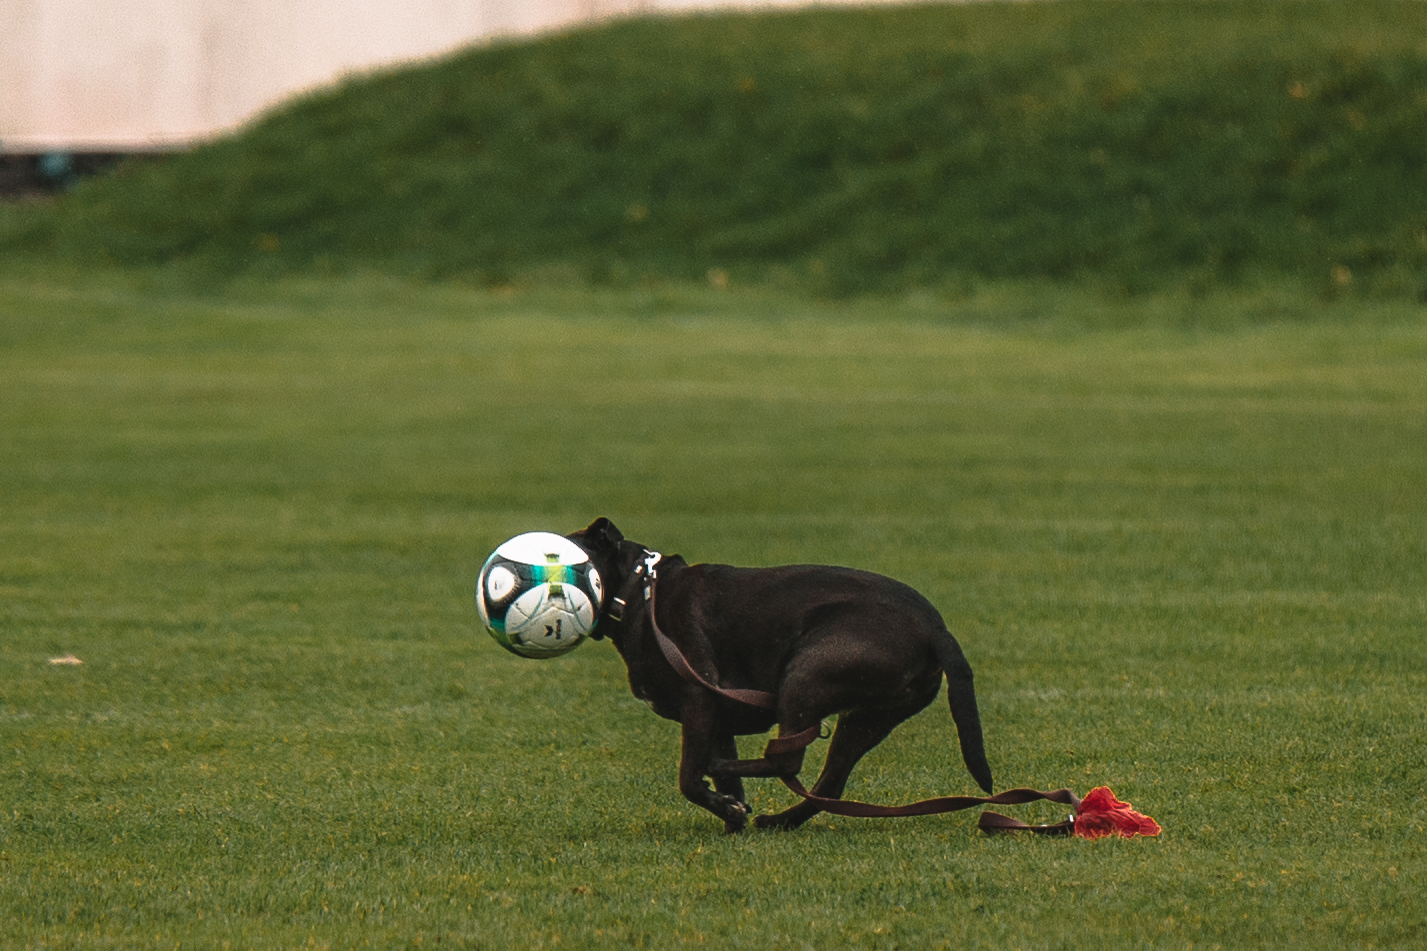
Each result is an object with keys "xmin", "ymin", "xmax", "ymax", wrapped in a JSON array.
[{"xmin": 476, "ymin": 532, "xmax": 603, "ymax": 659}]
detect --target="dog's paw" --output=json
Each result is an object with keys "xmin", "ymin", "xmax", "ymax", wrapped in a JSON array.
[
  {"xmin": 752, "ymin": 807, "xmax": 811, "ymax": 831},
  {"xmin": 720, "ymin": 797, "xmax": 749, "ymax": 835}
]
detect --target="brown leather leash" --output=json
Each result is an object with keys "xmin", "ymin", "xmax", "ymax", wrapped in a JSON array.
[
  {"xmin": 649, "ymin": 604, "xmax": 778, "ymax": 710},
  {"xmin": 612, "ymin": 550, "xmax": 779, "ymax": 712},
  {"xmin": 632, "ymin": 554, "xmax": 1088, "ymax": 833},
  {"xmin": 784, "ymin": 775, "xmax": 1081, "ymax": 834}
]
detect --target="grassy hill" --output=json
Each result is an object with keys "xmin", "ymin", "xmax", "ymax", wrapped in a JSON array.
[{"xmin": 4, "ymin": 0, "xmax": 1427, "ymax": 297}]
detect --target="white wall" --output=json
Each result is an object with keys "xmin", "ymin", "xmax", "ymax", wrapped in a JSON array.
[{"xmin": 0, "ymin": 0, "xmax": 910, "ymax": 152}]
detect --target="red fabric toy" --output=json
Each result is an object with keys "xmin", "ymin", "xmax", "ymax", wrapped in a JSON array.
[
  {"xmin": 974, "ymin": 785, "xmax": 1161, "ymax": 837},
  {"xmin": 1072, "ymin": 786, "xmax": 1162, "ymax": 839}
]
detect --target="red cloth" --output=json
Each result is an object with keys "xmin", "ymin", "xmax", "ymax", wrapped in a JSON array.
[{"xmin": 1073, "ymin": 786, "xmax": 1162, "ymax": 839}]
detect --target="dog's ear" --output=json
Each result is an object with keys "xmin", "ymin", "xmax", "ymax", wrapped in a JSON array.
[
  {"xmin": 585, "ymin": 517, "xmax": 623, "ymax": 549},
  {"xmin": 568, "ymin": 517, "xmax": 624, "ymax": 559},
  {"xmin": 572, "ymin": 519, "xmax": 625, "ymax": 642}
]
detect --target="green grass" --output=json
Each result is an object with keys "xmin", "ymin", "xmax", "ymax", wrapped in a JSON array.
[
  {"xmin": 2, "ymin": 268, "xmax": 1424, "ymax": 948},
  {"xmin": 4, "ymin": 0, "xmax": 1427, "ymax": 297}
]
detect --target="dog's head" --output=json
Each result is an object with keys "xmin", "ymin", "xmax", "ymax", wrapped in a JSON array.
[{"xmin": 566, "ymin": 517, "xmax": 645, "ymax": 639}]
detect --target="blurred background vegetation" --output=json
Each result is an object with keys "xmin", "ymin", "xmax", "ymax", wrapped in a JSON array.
[{"xmin": 2, "ymin": 0, "xmax": 1425, "ymax": 300}]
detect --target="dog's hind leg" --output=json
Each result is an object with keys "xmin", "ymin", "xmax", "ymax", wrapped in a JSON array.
[
  {"xmin": 706, "ymin": 721, "xmax": 814, "ymax": 779},
  {"xmin": 707, "ymin": 644, "xmax": 859, "ymax": 782},
  {"xmin": 752, "ymin": 703, "xmax": 917, "ymax": 830}
]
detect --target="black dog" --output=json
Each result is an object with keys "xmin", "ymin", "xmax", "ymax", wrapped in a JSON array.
[{"xmin": 567, "ymin": 518, "xmax": 993, "ymax": 833}]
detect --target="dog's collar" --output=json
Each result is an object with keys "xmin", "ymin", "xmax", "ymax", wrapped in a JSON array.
[{"xmin": 607, "ymin": 549, "xmax": 661, "ymax": 623}]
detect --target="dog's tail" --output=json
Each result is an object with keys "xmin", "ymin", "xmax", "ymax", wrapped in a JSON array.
[{"xmin": 933, "ymin": 629, "xmax": 994, "ymax": 794}]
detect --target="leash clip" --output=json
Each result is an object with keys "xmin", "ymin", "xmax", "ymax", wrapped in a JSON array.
[
  {"xmin": 608, "ymin": 549, "xmax": 663, "ymax": 622},
  {"xmin": 641, "ymin": 550, "xmax": 663, "ymax": 601}
]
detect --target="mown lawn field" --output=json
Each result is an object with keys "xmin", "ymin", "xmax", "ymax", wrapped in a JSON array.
[{"xmin": 2, "ymin": 272, "xmax": 1424, "ymax": 949}]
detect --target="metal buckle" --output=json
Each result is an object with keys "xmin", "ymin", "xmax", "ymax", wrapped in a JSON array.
[
  {"xmin": 606, "ymin": 550, "xmax": 662, "ymax": 621},
  {"xmin": 641, "ymin": 550, "xmax": 662, "ymax": 601}
]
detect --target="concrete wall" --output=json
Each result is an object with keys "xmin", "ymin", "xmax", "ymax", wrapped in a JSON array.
[{"xmin": 0, "ymin": 0, "xmax": 909, "ymax": 152}]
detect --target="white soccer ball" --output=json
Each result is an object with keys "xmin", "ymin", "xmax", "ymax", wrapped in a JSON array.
[{"xmin": 476, "ymin": 532, "xmax": 603, "ymax": 659}]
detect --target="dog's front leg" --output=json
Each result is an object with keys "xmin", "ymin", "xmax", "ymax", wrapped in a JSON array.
[
  {"xmin": 677, "ymin": 688, "xmax": 749, "ymax": 834},
  {"xmin": 710, "ymin": 733, "xmax": 746, "ymax": 807}
]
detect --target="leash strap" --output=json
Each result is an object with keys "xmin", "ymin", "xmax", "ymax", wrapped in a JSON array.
[
  {"xmin": 633, "ymin": 558, "xmax": 1119, "ymax": 832},
  {"xmin": 763, "ymin": 724, "xmax": 823, "ymax": 755},
  {"xmin": 779, "ymin": 775, "xmax": 1080, "ymax": 828},
  {"xmin": 651, "ymin": 618, "xmax": 778, "ymax": 709},
  {"xmin": 641, "ymin": 555, "xmax": 778, "ymax": 710},
  {"xmin": 756, "ymin": 726, "xmax": 1075, "ymax": 829},
  {"xmin": 975, "ymin": 810, "xmax": 1077, "ymax": 836}
]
